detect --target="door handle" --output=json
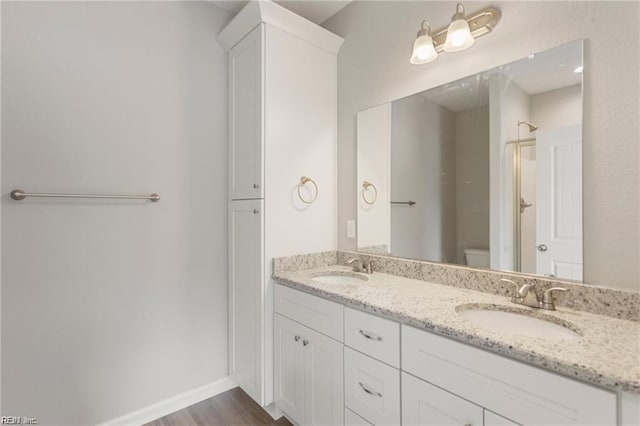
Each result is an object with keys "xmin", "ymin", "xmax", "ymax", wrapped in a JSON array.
[{"xmin": 537, "ymin": 244, "xmax": 548, "ymax": 252}]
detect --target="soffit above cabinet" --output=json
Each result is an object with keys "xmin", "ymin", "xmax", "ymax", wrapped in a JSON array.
[
  {"xmin": 212, "ymin": 0, "xmax": 351, "ymax": 25},
  {"xmin": 217, "ymin": 0, "xmax": 345, "ymax": 54}
]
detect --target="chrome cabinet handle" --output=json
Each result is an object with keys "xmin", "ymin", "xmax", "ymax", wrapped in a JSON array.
[
  {"xmin": 359, "ymin": 329, "xmax": 383, "ymax": 341},
  {"xmin": 537, "ymin": 244, "xmax": 548, "ymax": 252},
  {"xmin": 294, "ymin": 335, "xmax": 300, "ymax": 342},
  {"xmin": 253, "ymin": 209, "xmax": 259, "ymax": 214},
  {"xmin": 303, "ymin": 339, "xmax": 309, "ymax": 346},
  {"xmin": 358, "ymin": 382, "xmax": 382, "ymax": 397},
  {"xmin": 253, "ymin": 183, "xmax": 260, "ymax": 189}
]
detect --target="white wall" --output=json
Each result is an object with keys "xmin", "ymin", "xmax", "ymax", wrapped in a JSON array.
[
  {"xmin": 455, "ymin": 106, "xmax": 490, "ymax": 264},
  {"xmin": 531, "ymin": 84, "xmax": 582, "ymax": 129},
  {"xmin": 1, "ymin": 2, "xmax": 232, "ymax": 424},
  {"xmin": 323, "ymin": 1, "xmax": 639, "ymax": 292},
  {"xmin": 390, "ymin": 94, "xmax": 456, "ymax": 262}
]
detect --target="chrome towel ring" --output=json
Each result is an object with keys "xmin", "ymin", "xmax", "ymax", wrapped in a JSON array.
[
  {"xmin": 362, "ymin": 181, "xmax": 378, "ymax": 205},
  {"xmin": 298, "ymin": 176, "xmax": 318, "ymax": 204}
]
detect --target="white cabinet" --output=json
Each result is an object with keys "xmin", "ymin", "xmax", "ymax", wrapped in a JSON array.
[
  {"xmin": 402, "ymin": 325, "xmax": 617, "ymax": 426},
  {"xmin": 275, "ymin": 284, "xmax": 344, "ymax": 341},
  {"xmin": 228, "ymin": 25, "xmax": 263, "ymax": 200},
  {"xmin": 228, "ymin": 200, "xmax": 263, "ymax": 402},
  {"xmin": 484, "ymin": 411, "xmax": 520, "ymax": 426},
  {"xmin": 402, "ymin": 372, "xmax": 483, "ymax": 426},
  {"xmin": 221, "ymin": 1, "xmax": 343, "ymax": 406},
  {"xmin": 275, "ymin": 314, "xmax": 343, "ymax": 426}
]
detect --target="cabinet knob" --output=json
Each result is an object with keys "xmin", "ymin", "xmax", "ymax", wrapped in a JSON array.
[
  {"xmin": 253, "ymin": 209, "xmax": 259, "ymax": 214},
  {"xmin": 537, "ymin": 244, "xmax": 548, "ymax": 252},
  {"xmin": 253, "ymin": 183, "xmax": 260, "ymax": 189},
  {"xmin": 294, "ymin": 335, "xmax": 300, "ymax": 342},
  {"xmin": 302, "ymin": 339, "xmax": 309, "ymax": 346}
]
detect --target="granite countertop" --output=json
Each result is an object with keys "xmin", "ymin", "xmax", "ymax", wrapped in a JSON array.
[{"xmin": 273, "ymin": 265, "xmax": 640, "ymax": 394}]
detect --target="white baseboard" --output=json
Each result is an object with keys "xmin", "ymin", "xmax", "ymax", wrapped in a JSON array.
[{"xmin": 97, "ymin": 376, "xmax": 236, "ymax": 426}]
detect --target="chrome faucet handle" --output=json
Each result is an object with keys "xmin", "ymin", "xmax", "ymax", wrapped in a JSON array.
[
  {"xmin": 500, "ymin": 278, "xmax": 520, "ymax": 300},
  {"xmin": 365, "ymin": 259, "xmax": 375, "ymax": 274},
  {"xmin": 347, "ymin": 258, "xmax": 364, "ymax": 272},
  {"xmin": 540, "ymin": 287, "xmax": 568, "ymax": 310}
]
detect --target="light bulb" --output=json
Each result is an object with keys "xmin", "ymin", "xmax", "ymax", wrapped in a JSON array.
[
  {"xmin": 443, "ymin": 4, "xmax": 475, "ymax": 53},
  {"xmin": 410, "ymin": 21, "xmax": 438, "ymax": 65}
]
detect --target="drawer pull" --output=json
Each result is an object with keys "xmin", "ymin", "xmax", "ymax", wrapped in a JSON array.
[
  {"xmin": 294, "ymin": 335, "xmax": 300, "ymax": 342},
  {"xmin": 359, "ymin": 382, "xmax": 383, "ymax": 397},
  {"xmin": 359, "ymin": 329, "xmax": 383, "ymax": 341}
]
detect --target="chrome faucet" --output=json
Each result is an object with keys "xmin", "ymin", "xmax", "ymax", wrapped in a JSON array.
[
  {"xmin": 501, "ymin": 279, "xmax": 568, "ymax": 311},
  {"xmin": 347, "ymin": 257, "xmax": 375, "ymax": 274}
]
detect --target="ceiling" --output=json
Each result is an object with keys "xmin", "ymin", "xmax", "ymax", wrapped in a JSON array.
[
  {"xmin": 211, "ymin": 0, "xmax": 352, "ymax": 24},
  {"xmin": 424, "ymin": 42, "xmax": 583, "ymax": 112}
]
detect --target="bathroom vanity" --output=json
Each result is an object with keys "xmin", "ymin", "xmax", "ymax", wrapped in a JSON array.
[{"xmin": 272, "ymin": 252, "xmax": 640, "ymax": 426}]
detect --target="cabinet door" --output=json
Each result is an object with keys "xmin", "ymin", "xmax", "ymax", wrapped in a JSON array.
[
  {"xmin": 402, "ymin": 372, "xmax": 483, "ymax": 426},
  {"xmin": 228, "ymin": 200, "xmax": 263, "ymax": 403},
  {"xmin": 229, "ymin": 24, "xmax": 263, "ymax": 200},
  {"xmin": 274, "ymin": 314, "xmax": 305, "ymax": 425},
  {"xmin": 304, "ymin": 326, "xmax": 344, "ymax": 426},
  {"xmin": 484, "ymin": 411, "xmax": 520, "ymax": 426}
]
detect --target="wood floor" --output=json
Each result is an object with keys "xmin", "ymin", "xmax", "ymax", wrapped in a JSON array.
[{"xmin": 145, "ymin": 387, "xmax": 293, "ymax": 426}]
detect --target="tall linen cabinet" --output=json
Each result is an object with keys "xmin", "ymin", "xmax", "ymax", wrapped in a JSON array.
[{"xmin": 219, "ymin": 1, "xmax": 343, "ymax": 406}]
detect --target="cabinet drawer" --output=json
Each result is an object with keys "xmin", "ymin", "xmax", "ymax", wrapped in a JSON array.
[
  {"xmin": 345, "ymin": 408, "xmax": 373, "ymax": 426},
  {"xmin": 345, "ymin": 308, "xmax": 400, "ymax": 367},
  {"xmin": 484, "ymin": 410, "xmax": 520, "ymax": 426},
  {"xmin": 275, "ymin": 284, "xmax": 344, "ymax": 341},
  {"xmin": 402, "ymin": 325, "xmax": 616, "ymax": 426},
  {"xmin": 345, "ymin": 347, "xmax": 400, "ymax": 425},
  {"xmin": 402, "ymin": 372, "xmax": 483, "ymax": 426}
]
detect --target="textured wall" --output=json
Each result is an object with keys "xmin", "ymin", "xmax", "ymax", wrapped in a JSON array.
[
  {"xmin": 2, "ymin": 2, "xmax": 232, "ymax": 423},
  {"xmin": 323, "ymin": 1, "xmax": 639, "ymax": 291}
]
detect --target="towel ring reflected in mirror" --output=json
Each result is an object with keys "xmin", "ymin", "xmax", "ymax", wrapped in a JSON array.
[
  {"xmin": 362, "ymin": 181, "xmax": 378, "ymax": 205},
  {"xmin": 298, "ymin": 176, "xmax": 318, "ymax": 204}
]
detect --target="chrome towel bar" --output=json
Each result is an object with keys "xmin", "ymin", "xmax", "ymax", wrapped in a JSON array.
[{"xmin": 10, "ymin": 189, "xmax": 160, "ymax": 202}]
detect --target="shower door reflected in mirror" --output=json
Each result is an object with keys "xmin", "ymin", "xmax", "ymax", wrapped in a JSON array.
[{"xmin": 356, "ymin": 40, "xmax": 583, "ymax": 281}]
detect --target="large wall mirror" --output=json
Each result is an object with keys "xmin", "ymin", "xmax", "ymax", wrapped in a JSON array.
[{"xmin": 357, "ymin": 40, "xmax": 583, "ymax": 281}]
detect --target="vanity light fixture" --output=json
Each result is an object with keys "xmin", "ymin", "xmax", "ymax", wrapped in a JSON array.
[{"xmin": 410, "ymin": 3, "xmax": 501, "ymax": 65}]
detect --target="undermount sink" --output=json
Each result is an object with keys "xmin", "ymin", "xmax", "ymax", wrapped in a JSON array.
[
  {"xmin": 456, "ymin": 304, "xmax": 581, "ymax": 340},
  {"xmin": 310, "ymin": 271, "xmax": 369, "ymax": 285}
]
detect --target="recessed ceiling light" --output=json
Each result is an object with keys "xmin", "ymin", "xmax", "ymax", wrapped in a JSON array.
[{"xmin": 574, "ymin": 65, "xmax": 584, "ymax": 74}]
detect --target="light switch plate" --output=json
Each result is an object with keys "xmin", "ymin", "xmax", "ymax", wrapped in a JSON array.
[{"xmin": 347, "ymin": 220, "xmax": 356, "ymax": 239}]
